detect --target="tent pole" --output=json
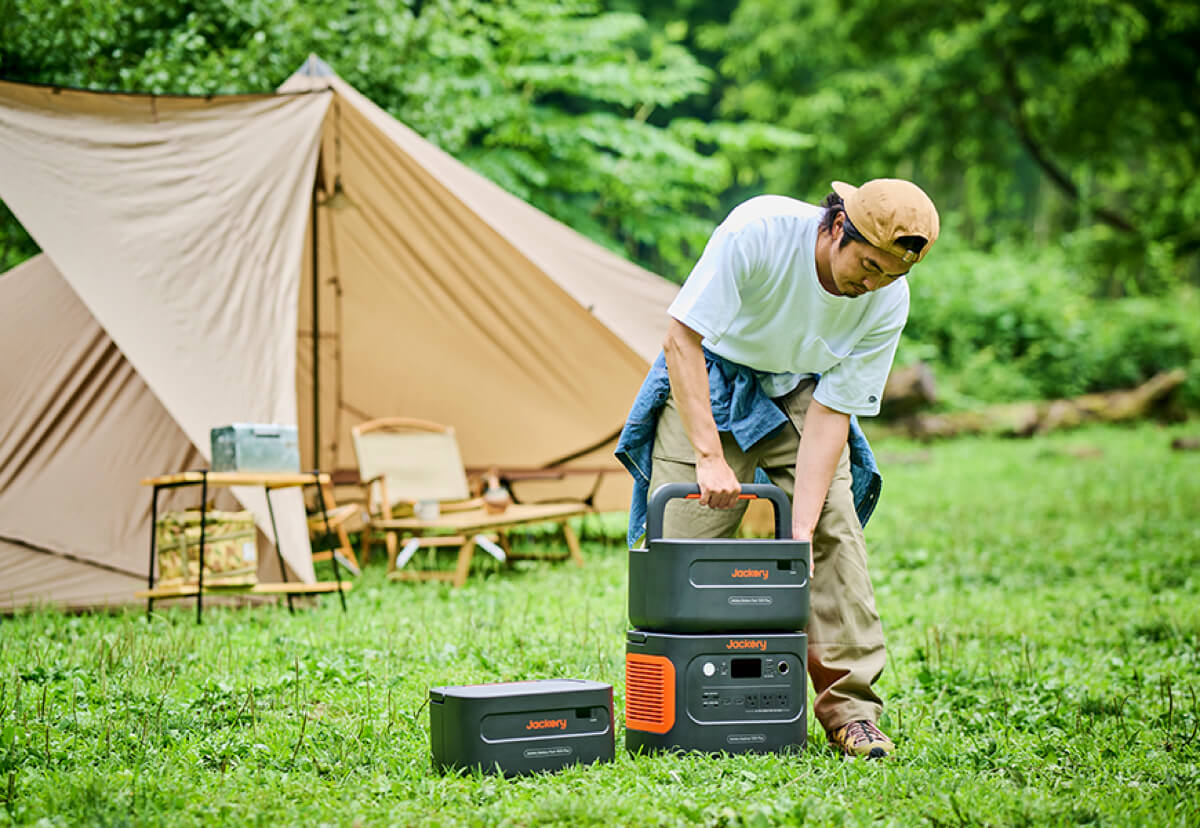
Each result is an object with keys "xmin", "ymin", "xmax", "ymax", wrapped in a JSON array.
[{"xmin": 311, "ymin": 175, "xmax": 320, "ymax": 471}]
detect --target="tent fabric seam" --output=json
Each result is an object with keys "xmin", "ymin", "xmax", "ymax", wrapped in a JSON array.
[
  {"xmin": 0, "ymin": 77, "xmax": 331, "ymax": 101},
  {"xmin": 0, "ymin": 533, "xmax": 145, "ymax": 579}
]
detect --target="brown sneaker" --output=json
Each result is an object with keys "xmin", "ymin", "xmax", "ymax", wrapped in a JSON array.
[{"xmin": 826, "ymin": 720, "xmax": 895, "ymax": 759}]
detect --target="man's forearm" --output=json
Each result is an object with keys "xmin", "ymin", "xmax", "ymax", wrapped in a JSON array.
[
  {"xmin": 662, "ymin": 319, "xmax": 742, "ymax": 508},
  {"xmin": 662, "ymin": 319, "xmax": 722, "ymax": 462},
  {"xmin": 792, "ymin": 399, "xmax": 850, "ymax": 540}
]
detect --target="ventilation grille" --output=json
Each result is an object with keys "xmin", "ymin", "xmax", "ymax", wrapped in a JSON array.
[{"xmin": 625, "ymin": 653, "xmax": 675, "ymax": 734}]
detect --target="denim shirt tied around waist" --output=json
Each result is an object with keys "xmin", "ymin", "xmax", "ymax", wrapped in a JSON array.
[{"xmin": 614, "ymin": 349, "xmax": 881, "ymax": 548}]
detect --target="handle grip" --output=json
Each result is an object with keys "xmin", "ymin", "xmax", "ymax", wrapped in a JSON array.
[{"xmin": 646, "ymin": 482, "xmax": 792, "ymax": 542}]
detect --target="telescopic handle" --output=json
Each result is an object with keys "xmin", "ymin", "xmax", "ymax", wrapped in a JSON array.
[{"xmin": 645, "ymin": 482, "xmax": 792, "ymax": 541}]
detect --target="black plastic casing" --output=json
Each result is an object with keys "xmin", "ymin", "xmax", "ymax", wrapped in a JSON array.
[
  {"xmin": 625, "ymin": 630, "xmax": 807, "ymax": 756},
  {"xmin": 629, "ymin": 484, "xmax": 811, "ymax": 633},
  {"xmin": 430, "ymin": 679, "xmax": 614, "ymax": 776}
]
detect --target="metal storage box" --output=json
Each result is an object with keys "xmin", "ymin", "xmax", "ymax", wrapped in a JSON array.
[
  {"xmin": 430, "ymin": 679, "xmax": 614, "ymax": 776},
  {"xmin": 625, "ymin": 630, "xmax": 807, "ymax": 756},
  {"xmin": 629, "ymin": 484, "xmax": 810, "ymax": 633},
  {"xmin": 210, "ymin": 424, "xmax": 300, "ymax": 473}
]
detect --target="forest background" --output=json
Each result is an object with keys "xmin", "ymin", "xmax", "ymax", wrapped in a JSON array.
[{"xmin": 2, "ymin": 0, "xmax": 1198, "ymax": 411}]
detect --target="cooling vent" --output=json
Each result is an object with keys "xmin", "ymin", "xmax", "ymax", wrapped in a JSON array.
[{"xmin": 625, "ymin": 653, "xmax": 675, "ymax": 734}]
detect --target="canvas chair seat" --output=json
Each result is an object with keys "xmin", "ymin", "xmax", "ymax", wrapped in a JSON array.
[{"xmin": 351, "ymin": 418, "xmax": 589, "ymax": 586}]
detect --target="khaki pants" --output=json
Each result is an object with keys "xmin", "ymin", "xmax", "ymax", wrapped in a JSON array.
[{"xmin": 647, "ymin": 379, "xmax": 886, "ymax": 732}]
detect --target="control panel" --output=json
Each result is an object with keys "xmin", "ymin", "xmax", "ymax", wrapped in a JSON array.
[{"xmin": 685, "ymin": 652, "xmax": 804, "ymax": 722}]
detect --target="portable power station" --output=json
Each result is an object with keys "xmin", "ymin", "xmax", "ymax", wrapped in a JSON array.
[
  {"xmin": 430, "ymin": 679, "xmax": 614, "ymax": 776},
  {"xmin": 629, "ymin": 483, "xmax": 810, "ymax": 633},
  {"xmin": 625, "ymin": 630, "xmax": 807, "ymax": 755}
]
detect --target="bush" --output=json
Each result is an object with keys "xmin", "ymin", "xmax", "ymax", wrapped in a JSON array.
[{"xmin": 903, "ymin": 243, "xmax": 1200, "ymax": 409}]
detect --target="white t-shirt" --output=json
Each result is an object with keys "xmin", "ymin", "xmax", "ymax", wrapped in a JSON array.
[{"xmin": 668, "ymin": 195, "xmax": 909, "ymax": 417}]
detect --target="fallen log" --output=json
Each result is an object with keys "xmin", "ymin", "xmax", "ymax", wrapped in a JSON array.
[
  {"xmin": 890, "ymin": 369, "xmax": 1187, "ymax": 440},
  {"xmin": 880, "ymin": 362, "xmax": 938, "ymax": 417}
]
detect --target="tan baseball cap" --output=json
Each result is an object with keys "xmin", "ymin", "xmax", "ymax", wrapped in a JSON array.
[{"xmin": 831, "ymin": 178, "xmax": 940, "ymax": 263}]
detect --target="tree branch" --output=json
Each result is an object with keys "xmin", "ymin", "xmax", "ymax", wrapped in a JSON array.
[{"xmin": 1000, "ymin": 61, "xmax": 1136, "ymax": 235}]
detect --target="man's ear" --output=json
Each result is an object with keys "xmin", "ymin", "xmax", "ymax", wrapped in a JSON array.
[{"xmin": 830, "ymin": 212, "xmax": 844, "ymax": 241}]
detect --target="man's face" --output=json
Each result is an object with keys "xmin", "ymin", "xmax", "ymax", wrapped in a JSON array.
[{"xmin": 828, "ymin": 215, "xmax": 911, "ymax": 298}]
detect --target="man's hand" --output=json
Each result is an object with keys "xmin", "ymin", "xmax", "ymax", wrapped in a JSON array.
[
  {"xmin": 696, "ymin": 453, "xmax": 741, "ymax": 509},
  {"xmin": 796, "ymin": 536, "xmax": 815, "ymax": 578}
]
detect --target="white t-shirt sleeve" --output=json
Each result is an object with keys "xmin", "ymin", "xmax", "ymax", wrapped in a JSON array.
[
  {"xmin": 667, "ymin": 222, "xmax": 763, "ymax": 342},
  {"xmin": 813, "ymin": 290, "xmax": 909, "ymax": 417}
]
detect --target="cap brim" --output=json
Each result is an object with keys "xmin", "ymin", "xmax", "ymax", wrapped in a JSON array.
[{"xmin": 831, "ymin": 181, "xmax": 857, "ymax": 200}]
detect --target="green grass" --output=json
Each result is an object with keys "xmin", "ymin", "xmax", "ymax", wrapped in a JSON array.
[{"xmin": 2, "ymin": 422, "xmax": 1199, "ymax": 827}]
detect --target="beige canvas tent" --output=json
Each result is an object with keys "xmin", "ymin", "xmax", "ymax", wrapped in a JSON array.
[{"xmin": 0, "ymin": 56, "xmax": 677, "ymax": 610}]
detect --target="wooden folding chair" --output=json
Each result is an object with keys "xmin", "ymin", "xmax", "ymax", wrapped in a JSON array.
[{"xmin": 307, "ymin": 477, "xmax": 363, "ymax": 574}]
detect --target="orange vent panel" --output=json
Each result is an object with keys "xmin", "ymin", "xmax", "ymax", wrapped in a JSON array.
[{"xmin": 625, "ymin": 653, "xmax": 676, "ymax": 734}]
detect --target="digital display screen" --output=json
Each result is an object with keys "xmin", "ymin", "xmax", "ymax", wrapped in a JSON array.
[{"xmin": 730, "ymin": 658, "xmax": 761, "ymax": 679}]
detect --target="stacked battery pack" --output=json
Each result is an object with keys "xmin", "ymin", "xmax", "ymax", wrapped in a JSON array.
[{"xmin": 624, "ymin": 484, "xmax": 811, "ymax": 755}]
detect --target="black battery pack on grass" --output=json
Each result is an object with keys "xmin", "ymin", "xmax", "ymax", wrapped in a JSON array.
[
  {"xmin": 629, "ymin": 483, "xmax": 811, "ymax": 633},
  {"xmin": 625, "ymin": 630, "xmax": 807, "ymax": 755},
  {"xmin": 430, "ymin": 679, "xmax": 614, "ymax": 776}
]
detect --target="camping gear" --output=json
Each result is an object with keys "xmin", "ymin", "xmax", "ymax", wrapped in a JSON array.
[
  {"xmin": 139, "ymin": 471, "xmax": 351, "ymax": 621},
  {"xmin": 624, "ymin": 482, "xmax": 809, "ymax": 755},
  {"xmin": 210, "ymin": 424, "xmax": 300, "ymax": 473},
  {"xmin": 351, "ymin": 418, "xmax": 588, "ymax": 585},
  {"xmin": 155, "ymin": 510, "xmax": 257, "ymax": 587},
  {"xmin": 624, "ymin": 630, "xmax": 807, "ymax": 755},
  {"xmin": 208, "ymin": 424, "xmax": 300, "ymax": 470},
  {"xmin": 430, "ymin": 679, "xmax": 614, "ymax": 776},
  {"xmin": 629, "ymin": 483, "xmax": 811, "ymax": 633},
  {"xmin": 0, "ymin": 57, "xmax": 679, "ymax": 611}
]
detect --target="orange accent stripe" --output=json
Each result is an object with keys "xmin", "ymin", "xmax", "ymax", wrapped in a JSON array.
[
  {"xmin": 684, "ymin": 493, "xmax": 758, "ymax": 500},
  {"xmin": 625, "ymin": 653, "xmax": 675, "ymax": 734}
]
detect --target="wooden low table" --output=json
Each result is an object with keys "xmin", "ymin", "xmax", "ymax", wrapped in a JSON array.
[
  {"xmin": 373, "ymin": 502, "xmax": 589, "ymax": 587},
  {"xmin": 141, "ymin": 470, "xmax": 350, "ymax": 622}
]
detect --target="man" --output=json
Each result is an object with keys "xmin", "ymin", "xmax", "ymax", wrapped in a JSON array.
[{"xmin": 616, "ymin": 178, "xmax": 939, "ymax": 759}]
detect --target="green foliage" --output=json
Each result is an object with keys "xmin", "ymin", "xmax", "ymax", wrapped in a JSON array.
[
  {"xmin": 1, "ymin": 424, "xmax": 1199, "ymax": 825},
  {"xmin": 903, "ymin": 243, "xmax": 1200, "ymax": 407},
  {"xmin": 0, "ymin": 0, "xmax": 807, "ymax": 279},
  {"xmin": 3, "ymin": 0, "xmax": 1198, "ymax": 406},
  {"xmin": 704, "ymin": 0, "xmax": 1200, "ymax": 292},
  {"xmin": 0, "ymin": 202, "xmax": 34, "ymax": 274}
]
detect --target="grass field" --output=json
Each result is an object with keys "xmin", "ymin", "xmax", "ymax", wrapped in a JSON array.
[{"xmin": 1, "ymin": 422, "xmax": 1198, "ymax": 827}]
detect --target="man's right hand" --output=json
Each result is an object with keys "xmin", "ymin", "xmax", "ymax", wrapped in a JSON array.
[{"xmin": 696, "ymin": 454, "xmax": 742, "ymax": 509}]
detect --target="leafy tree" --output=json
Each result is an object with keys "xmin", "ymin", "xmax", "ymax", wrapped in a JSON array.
[
  {"xmin": 0, "ymin": 0, "xmax": 808, "ymax": 279},
  {"xmin": 704, "ymin": 0, "xmax": 1200, "ymax": 293}
]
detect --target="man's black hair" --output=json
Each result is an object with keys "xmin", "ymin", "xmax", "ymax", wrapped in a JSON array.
[{"xmin": 819, "ymin": 192, "xmax": 868, "ymax": 249}]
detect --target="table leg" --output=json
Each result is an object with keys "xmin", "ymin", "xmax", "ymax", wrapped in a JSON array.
[
  {"xmin": 563, "ymin": 521, "xmax": 585, "ymax": 568},
  {"xmin": 197, "ymin": 471, "xmax": 208, "ymax": 624},
  {"xmin": 147, "ymin": 484, "xmax": 161, "ymax": 619},
  {"xmin": 313, "ymin": 474, "xmax": 347, "ymax": 612},
  {"xmin": 453, "ymin": 536, "xmax": 478, "ymax": 588},
  {"xmin": 264, "ymin": 487, "xmax": 294, "ymax": 615}
]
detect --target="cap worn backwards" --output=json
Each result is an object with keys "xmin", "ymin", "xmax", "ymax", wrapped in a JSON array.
[{"xmin": 831, "ymin": 179, "xmax": 940, "ymax": 264}]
